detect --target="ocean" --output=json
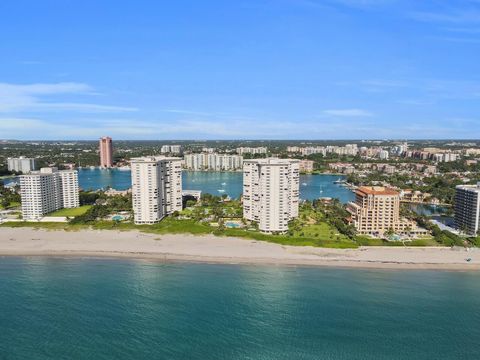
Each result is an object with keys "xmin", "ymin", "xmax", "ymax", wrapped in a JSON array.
[{"xmin": 1, "ymin": 257, "xmax": 479, "ymax": 359}]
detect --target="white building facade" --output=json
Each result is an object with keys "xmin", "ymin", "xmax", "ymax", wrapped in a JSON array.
[
  {"xmin": 7, "ymin": 157, "xmax": 36, "ymax": 173},
  {"xmin": 243, "ymin": 158, "xmax": 299, "ymax": 233},
  {"xmin": 236, "ymin": 147, "xmax": 268, "ymax": 155},
  {"xmin": 131, "ymin": 156, "xmax": 183, "ymax": 225},
  {"xmin": 183, "ymin": 153, "xmax": 243, "ymax": 171},
  {"xmin": 20, "ymin": 168, "xmax": 79, "ymax": 220},
  {"xmin": 161, "ymin": 145, "xmax": 182, "ymax": 154}
]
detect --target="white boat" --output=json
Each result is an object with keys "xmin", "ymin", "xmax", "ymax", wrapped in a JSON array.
[
  {"xmin": 218, "ymin": 189, "xmax": 225, "ymax": 193},
  {"xmin": 221, "ymin": 182, "xmax": 227, "ymax": 186},
  {"xmin": 302, "ymin": 182, "xmax": 307, "ymax": 186}
]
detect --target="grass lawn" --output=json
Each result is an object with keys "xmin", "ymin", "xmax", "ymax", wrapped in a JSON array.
[
  {"xmin": 48, "ymin": 205, "xmax": 92, "ymax": 217},
  {"xmin": 355, "ymin": 235, "xmax": 440, "ymax": 246},
  {"xmin": 220, "ymin": 228, "xmax": 358, "ymax": 248},
  {"xmin": 141, "ymin": 218, "xmax": 213, "ymax": 235},
  {"xmin": 0, "ymin": 201, "xmax": 21, "ymax": 210}
]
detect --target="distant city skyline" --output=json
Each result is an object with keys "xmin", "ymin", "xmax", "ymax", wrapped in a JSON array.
[{"xmin": 0, "ymin": 0, "xmax": 479, "ymax": 140}]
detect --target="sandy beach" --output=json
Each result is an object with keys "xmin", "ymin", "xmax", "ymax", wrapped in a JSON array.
[{"xmin": 0, "ymin": 228, "xmax": 479, "ymax": 270}]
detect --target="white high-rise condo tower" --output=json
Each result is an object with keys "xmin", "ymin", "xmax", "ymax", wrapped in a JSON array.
[
  {"xmin": 130, "ymin": 156, "xmax": 183, "ymax": 224},
  {"xmin": 243, "ymin": 158, "xmax": 299, "ymax": 233},
  {"xmin": 20, "ymin": 168, "xmax": 79, "ymax": 221}
]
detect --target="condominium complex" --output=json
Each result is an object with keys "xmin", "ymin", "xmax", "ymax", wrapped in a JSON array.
[
  {"xmin": 130, "ymin": 156, "xmax": 183, "ymax": 224},
  {"xmin": 299, "ymin": 159, "xmax": 314, "ymax": 173},
  {"xmin": 7, "ymin": 157, "xmax": 36, "ymax": 173},
  {"xmin": 236, "ymin": 147, "xmax": 268, "ymax": 155},
  {"xmin": 20, "ymin": 168, "xmax": 79, "ymax": 220},
  {"xmin": 454, "ymin": 184, "xmax": 480, "ymax": 235},
  {"xmin": 287, "ymin": 144, "xmax": 358, "ymax": 157},
  {"xmin": 160, "ymin": 145, "xmax": 182, "ymax": 154},
  {"xmin": 183, "ymin": 153, "xmax": 243, "ymax": 171},
  {"xmin": 393, "ymin": 142, "xmax": 408, "ymax": 156},
  {"xmin": 432, "ymin": 153, "xmax": 459, "ymax": 163},
  {"xmin": 99, "ymin": 136, "xmax": 113, "ymax": 168},
  {"xmin": 347, "ymin": 186, "xmax": 426, "ymax": 237},
  {"xmin": 379, "ymin": 150, "xmax": 389, "ymax": 160},
  {"xmin": 243, "ymin": 158, "xmax": 299, "ymax": 233}
]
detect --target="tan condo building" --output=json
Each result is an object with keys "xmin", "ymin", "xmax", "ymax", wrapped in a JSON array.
[
  {"xmin": 347, "ymin": 186, "xmax": 427, "ymax": 237},
  {"xmin": 299, "ymin": 159, "xmax": 314, "ymax": 173},
  {"xmin": 99, "ymin": 136, "xmax": 113, "ymax": 168},
  {"xmin": 131, "ymin": 156, "xmax": 183, "ymax": 225},
  {"xmin": 243, "ymin": 158, "xmax": 299, "ymax": 233}
]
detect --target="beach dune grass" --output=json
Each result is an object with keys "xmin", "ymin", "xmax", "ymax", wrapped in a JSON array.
[{"xmin": 0, "ymin": 218, "xmax": 358, "ymax": 248}]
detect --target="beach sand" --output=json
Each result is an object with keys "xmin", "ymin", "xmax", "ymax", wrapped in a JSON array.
[{"xmin": 0, "ymin": 228, "xmax": 479, "ymax": 270}]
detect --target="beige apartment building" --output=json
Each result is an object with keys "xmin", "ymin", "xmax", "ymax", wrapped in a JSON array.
[
  {"xmin": 20, "ymin": 167, "xmax": 79, "ymax": 220},
  {"xmin": 243, "ymin": 158, "xmax": 299, "ymax": 233},
  {"xmin": 130, "ymin": 156, "xmax": 183, "ymax": 225},
  {"xmin": 299, "ymin": 159, "xmax": 314, "ymax": 173},
  {"xmin": 347, "ymin": 186, "xmax": 427, "ymax": 237}
]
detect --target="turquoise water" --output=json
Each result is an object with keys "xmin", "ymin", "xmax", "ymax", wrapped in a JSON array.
[
  {"xmin": 225, "ymin": 221, "xmax": 240, "ymax": 228},
  {"xmin": 1, "ymin": 258, "xmax": 479, "ymax": 359},
  {"xmin": 77, "ymin": 169, "xmax": 355, "ymax": 203}
]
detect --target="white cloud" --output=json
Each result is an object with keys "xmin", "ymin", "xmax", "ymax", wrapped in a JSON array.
[
  {"xmin": 1, "ymin": 116, "xmax": 478, "ymax": 140},
  {"xmin": 323, "ymin": 109, "xmax": 373, "ymax": 117},
  {"xmin": 0, "ymin": 82, "xmax": 137, "ymax": 113}
]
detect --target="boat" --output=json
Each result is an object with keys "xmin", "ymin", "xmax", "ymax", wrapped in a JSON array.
[
  {"xmin": 302, "ymin": 182, "xmax": 307, "ymax": 186},
  {"xmin": 218, "ymin": 189, "xmax": 225, "ymax": 193},
  {"xmin": 221, "ymin": 182, "xmax": 227, "ymax": 186},
  {"xmin": 334, "ymin": 178, "xmax": 345, "ymax": 184}
]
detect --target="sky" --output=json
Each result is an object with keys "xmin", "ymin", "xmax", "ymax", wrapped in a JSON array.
[{"xmin": 0, "ymin": 0, "xmax": 479, "ymax": 140}]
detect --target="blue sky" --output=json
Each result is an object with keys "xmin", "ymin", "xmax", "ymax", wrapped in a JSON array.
[{"xmin": 0, "ymin": 0, "xmax": 479, "ymax": 140}]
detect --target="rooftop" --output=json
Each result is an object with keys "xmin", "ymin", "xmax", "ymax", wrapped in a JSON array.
[
  {"xmin": 130, "ymin": 156, "xmax": 182, "ymax": 163},
  {"xmin": 456, "ymin": 183, "xmax": 480, "ymax": 192},
  {"xmin": 243, "ymin": 158, "xmax": 299, "ymax": 165},
  {"xmin": 356, "ymin": 186, "xmax": 399, "ymax": 196}
]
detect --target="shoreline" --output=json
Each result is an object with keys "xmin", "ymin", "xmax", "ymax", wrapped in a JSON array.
[{"xmin": 1, "ymin": 228, "xmax": 479, "ymax": 270}]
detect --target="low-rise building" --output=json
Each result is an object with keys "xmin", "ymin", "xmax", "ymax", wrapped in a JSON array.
[{"xmin": 299, "ymin": 159, "xmax": 314, "ymax": 173}]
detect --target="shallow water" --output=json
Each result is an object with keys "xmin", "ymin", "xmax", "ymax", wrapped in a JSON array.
[{"xmin": 1, "ymin": 258, "xmax": 479, "ymax": 359}]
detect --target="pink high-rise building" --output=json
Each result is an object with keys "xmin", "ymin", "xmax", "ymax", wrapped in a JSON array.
[{"xmin": 99, "ymin": 136, "xmax": 113, "ymax": 168}]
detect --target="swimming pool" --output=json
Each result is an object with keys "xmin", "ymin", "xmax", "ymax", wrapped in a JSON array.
[{"xmin": 225, "ymin": 221, "xmax": 241, "ymax": 228}]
